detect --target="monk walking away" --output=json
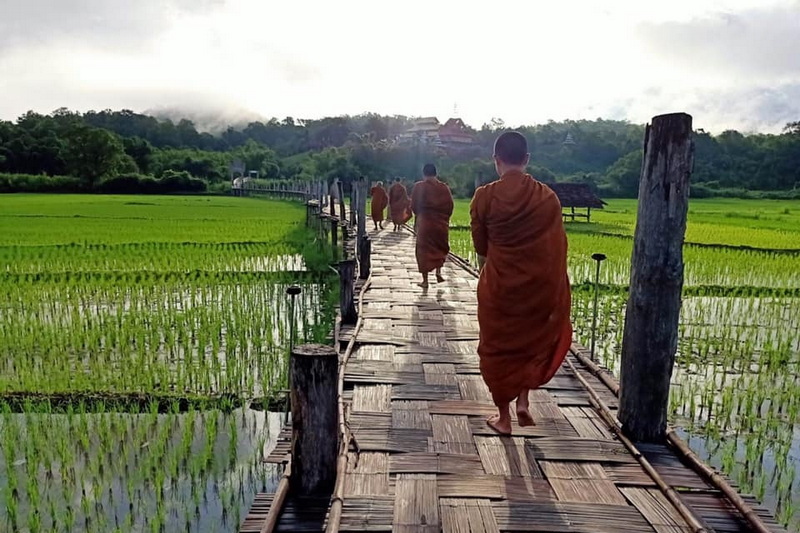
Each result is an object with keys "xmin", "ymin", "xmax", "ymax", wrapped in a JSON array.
[
  {"xmin": 411, "ymin": 164, "xmax": 454, "ymax": 289},
  {"xmin": 388, "ymin": 177, "xmax": 412, "ymax": 231},
  {"xmin": 470, "ymin": 132, "xmax": 573, "ymax": 435},
  {"xmin": 370, "ymin": 181, "xmax": 388, "ymax": 230}
]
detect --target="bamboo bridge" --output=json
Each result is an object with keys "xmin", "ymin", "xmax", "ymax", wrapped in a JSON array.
[
  {"xmin": 238, "ymin": 223, "xmax": 784, "ymax": 533},
  {"xmin": 237, "ymin": 115, "xmax": 786, "ymax": 533}
]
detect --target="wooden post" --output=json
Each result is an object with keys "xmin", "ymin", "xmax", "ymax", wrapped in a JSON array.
[
  {"xmin": 330, "ymin": 216, "xmax": 339, "ymax": 252},
  {"xmin": 349, "ymin": 184, "xmax": 357, "ymax": 226},
  {"xmin": 619, "ymin": 113, "xmax": 693, "ymax": 443},
  {"xmin": 587, "ymin": 207, "xmax": 592, "ymax": 223},
  {"xmin": 338, "ymin": 259, "xmax": 357, "ymax": 324},
  {"xmin": 357, "ymin": 176, "xmax": 367, "ymax": 243},
  {"xmin": 289, "ymin": 344, "xmax": 338, "ymax": 495},
  {"xmin": 358, "ymin": 234, "xmax": 371, "ymax": 280},
  {"xmin": 338, "ymin": 181, "xmax": 346, "ymax": 223}
]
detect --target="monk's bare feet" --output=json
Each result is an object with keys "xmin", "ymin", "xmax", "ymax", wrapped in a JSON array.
[
  {"xmin": 516, "ymin": 407, "xmax": 536, "ymax": 427},
  {"xmin": 486, "ymin": 414, "xmax": 512, "ymax": 435},
  {"xmin": 436, "ymin": 274, "xmax": 444, "ymax": 283},
  {"xmin": 417, "ymin": 282, "xmax": 428, "ymax": 289}
]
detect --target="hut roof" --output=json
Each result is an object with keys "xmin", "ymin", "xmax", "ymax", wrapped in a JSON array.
[{"xmin": 545, "ymin": 183, "xmax": 606, "ymax": 209}]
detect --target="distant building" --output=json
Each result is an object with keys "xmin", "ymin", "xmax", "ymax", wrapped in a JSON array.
[
  {"xmin": 562, "ymin": 132, "xmax": 576, "ymax": 146},
  {"xmin": 545, "ymin": 183, "xmax": 605, "ymax": 223},
  {"xmin": 397, "ymin": 117, "xmax": 475, "ymax": 153},
  {"xmin": 397, "ymin": 117, "xmax": 442, "ymax": 146},
  {"xmin": 438, "ymin": 118, "xmax": 475, "ymax": 151}
]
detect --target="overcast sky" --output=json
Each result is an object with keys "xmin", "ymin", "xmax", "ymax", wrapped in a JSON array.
[{"xmin": 1, "ymin": 0, "xmax": 798, "ymax": 133}]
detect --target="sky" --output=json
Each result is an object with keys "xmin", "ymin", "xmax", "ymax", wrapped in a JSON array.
[{"xmin": 1, "ymin": 0, "xmax": 799, "ymax": 133}]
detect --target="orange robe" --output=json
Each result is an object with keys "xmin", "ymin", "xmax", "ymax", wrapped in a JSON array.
[
  {"xmin": 470, "ymin": 170, "xmax": 573, "ymax": 404},
  {"xmin": 411, "ymin": 178, "xmax": 454, "ymax": 273},
  {"xmin": 388, "ymin": 182, "xmax": 412, "ymax": 225},
  {"xmin": 370, "ymin": 185, "xmax": 388, "ymax": 223}
]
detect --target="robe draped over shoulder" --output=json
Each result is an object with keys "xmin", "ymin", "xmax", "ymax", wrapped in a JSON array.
[
  {"xmin": 470, "ymin": 170, "xmax": 572, "ymax": 404},
  {"xmin": 388, "ymin": 183, "xmax": 412, "ymax": 225},
  {"xmin": 411, "ymin": 179, "xmax": 454, "ymax": 274},
  {"xmin": 370, "ymin": 185, "xmax": 388, "ymax": 223}
]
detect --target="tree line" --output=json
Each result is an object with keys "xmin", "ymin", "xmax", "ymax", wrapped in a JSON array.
[{"xmin": 1, "ymin": 108, "xmax": 799, "ymax": 198}]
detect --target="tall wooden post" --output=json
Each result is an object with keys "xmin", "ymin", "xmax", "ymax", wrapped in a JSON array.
[
  {"xmin": 337, "ymin": 181, "xmax": 346, "ymax": 223},
  {"xmin": 350, "ymin": 180, "xmax": 358, "ymax": 228},
  {"xmin": 339, "ymin": 259, "xmax": 357, "ymax": 324},
  {"xmin": 330, "ymin": 216, "xmax": 339, "ymax": 254},
  {"xmin": 358, "ymin": 235, "xmax": 371, "ymax": 280},
  {"xmin": 619, "ymin": 113, "xmax": 693, "ymax": 443},
  {"xmin": 356, "ymin": 177, "xmax": 367, "ymax": 243},
  {"xmin": 289, "ymin": 344, "xmax": 338, "ymax": 495}
]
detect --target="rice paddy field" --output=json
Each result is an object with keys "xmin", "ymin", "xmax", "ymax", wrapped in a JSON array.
[
  {"xmin": 1, "ymin": 193, "xmax": 798, "ymax": 532},
  {"xmin": 451, "ymin": 197, "xmax": 800, "ymax": 531},
  {"xmin": 0, "ymin": 194, "xmax": 337, "ymax": 532}
]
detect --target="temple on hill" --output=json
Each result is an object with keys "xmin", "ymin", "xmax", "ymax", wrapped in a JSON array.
[{"xmin": 397, "ymin": 117, "xmax": 475, "ymax": 153}]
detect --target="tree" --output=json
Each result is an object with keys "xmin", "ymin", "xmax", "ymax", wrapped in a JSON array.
[
  {"xmin": 605, "ymin": 150, "xmax": 642, "ymax": 197},
  {"xmin": 63, "ymin": 125, "xmax": 130, "ymax": 186}
]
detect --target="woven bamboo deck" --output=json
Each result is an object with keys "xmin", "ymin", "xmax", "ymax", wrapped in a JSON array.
[{"xmin": 241, "ymin": 226, "xmax": 785, "ymax": 533}]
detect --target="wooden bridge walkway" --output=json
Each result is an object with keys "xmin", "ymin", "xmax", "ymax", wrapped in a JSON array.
[{"xmin": 241, "ymin": 226, "xmax": 784, "ymax": 533}]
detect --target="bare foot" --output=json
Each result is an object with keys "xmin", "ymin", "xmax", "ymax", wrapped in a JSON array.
[
  {"xmin": 516, "ymin": 407, "xmax": 536, "ymax": 427},
  {"xmin": 436, "ymin": 274, "xmax": 445, "ymax": 283},
  {"xmin": 486, "ymin": 414, "xmax": 512, "ymax": 435},
  {"xmin": 417, "ymin": 282, "xmax": 428, "ymax": 289}
]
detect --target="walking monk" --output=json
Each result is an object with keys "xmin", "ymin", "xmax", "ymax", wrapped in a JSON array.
[
  {"xmin": 411, "ymin": 164, "xmax": 454, "ymax": 288},
  {"xmin": 388, "ymin": 178, "xmax": 412, "ymax": 231},
  {"xmin": 370, "ymin": 181, "xmax": 388, "ymax": 230},
  {"xmin": 470, "ymin": 132, "xmax": 572, "ymax": 435}
]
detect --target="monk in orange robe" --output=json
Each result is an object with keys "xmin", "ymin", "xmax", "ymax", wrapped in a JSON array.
[
  {"xmin": 388, "ymin": 178, "xmax": 412, "ymax": 231},
  {"xmin": 411, "ymin": 164, "xmax": 454, "ymax": 288},
  {"xmin": 370, "ymin": 181, "xmax": 388, "ymax": 230},
  {"xmin": 470, "ymin": 132, "xmax": 572, "ymax": 435}
]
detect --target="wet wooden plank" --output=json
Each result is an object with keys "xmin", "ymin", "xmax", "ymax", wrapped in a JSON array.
[
  {"xmin": 620, "ymin": 487, "xmax": 693, "ymax": 533},
  {"xmin": 562, "ymin": 406, "xmax": 615, "ymax": 440},
  {"xmin": 438, "ymin": 475, "xmax": 557, "ymax": 501},
  {"xmin": 339, "ymin": 496, "xmax": 394, "ymax": 531},
  {"xmin": 345, "ymin": 453, "xmax": 390, "ymax": 496},
  {"xmin": 440, "ymin": 499, "xmax": 500, "ymax": 533},
  {"xmin": 492, "ymin": 500, "xmax": 657, "ymax": 533},
  {"xmin": 456, "ymin": 375, "xmax": 492, "ymax": 401},
  {"xmin": 352, "ymin": 384, "xmax": 392, "ymax": 412},
  {"xmin": 540, "ymin": 461, "xmax": 627, "ymax": 505},
  {"xmin": 391, "ymin": 400, "xmax": 432, "ymax": 430},
  {"xmin": 394, "ymin": 474, "xmax": 439, "ymax": 530},
  {"xmin": 475, "ymin": 436, "xmax": 544, "ymax": 478},
  {"xmin": 524, "ymin": 437, "xmax": 636, "ymax": 463},
  {"xmin": 423, "ymin": 363, "xmax": 457, "ymax": 385},
  {"xmin": 431, "ymin": 415, "xmax": 476, "ymax": 455}
]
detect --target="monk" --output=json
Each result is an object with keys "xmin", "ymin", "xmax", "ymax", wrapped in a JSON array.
[
  {"xmin": 411, "ymin": 164, "xmax": 454, "ymax": 288},
  {"xmin": 470, "ymin": 131, "xmax": 572, "ymax": 435},
  {"xmin": 388, "ymin": 178, "xmax": 412, "ymax": 231},
  {"xmin": 370, "ymin": 181, "xmax": 388, "ymax": 230}
]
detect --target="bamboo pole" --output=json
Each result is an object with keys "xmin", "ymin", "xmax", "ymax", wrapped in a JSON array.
[
  {"xmin": 258, "ymin": 460, "xmax": 291, "ymax": 533},
  {"xmin": 564, "ymin": 357, "xmax": 709, "ymax": 533},
  {"xmin": 570, "ymin": 346, "xmax": 775, "ymax": 533},
  {"xmin": 326, "ymin": 274, "xmax": 372, "ymax": 533}
]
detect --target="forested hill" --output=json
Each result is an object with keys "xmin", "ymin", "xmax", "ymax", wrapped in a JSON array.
[{"xmin": 1, "ymin": 108, "xmax": 799, "ymax": 198}]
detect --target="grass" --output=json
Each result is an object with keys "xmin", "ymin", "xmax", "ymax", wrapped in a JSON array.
[
  {"xmin": 450, "ymin": 197, "xmax": 800, "ymax": 530},
  {"xmin": 0, "ymin": 194, "xmax": 337, "ymax": 533}
]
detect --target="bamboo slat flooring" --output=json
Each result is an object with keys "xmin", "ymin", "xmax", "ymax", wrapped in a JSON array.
[{"xmin": 241, "ymin": 225, "xmax": 786, "ymax": 533}]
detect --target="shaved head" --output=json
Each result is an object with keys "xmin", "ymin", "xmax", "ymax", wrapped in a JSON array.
[{"xmin": 494, "ymin": 131, "xmax": 528, "ymax": 165}]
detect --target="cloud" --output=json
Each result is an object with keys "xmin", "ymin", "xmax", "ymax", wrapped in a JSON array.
[
  {"xmin": 636, "ymin": 4, "xmax": 800, "ymax": 79},
  {"xmin": 0, "ymin": 0, "xmax": 223, "ymax": 53}
]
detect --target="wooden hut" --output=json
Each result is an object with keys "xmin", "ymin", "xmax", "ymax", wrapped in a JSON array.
[{"xmin": 545, "ymin": 183, "xmax": 605, "ymax": 222}]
